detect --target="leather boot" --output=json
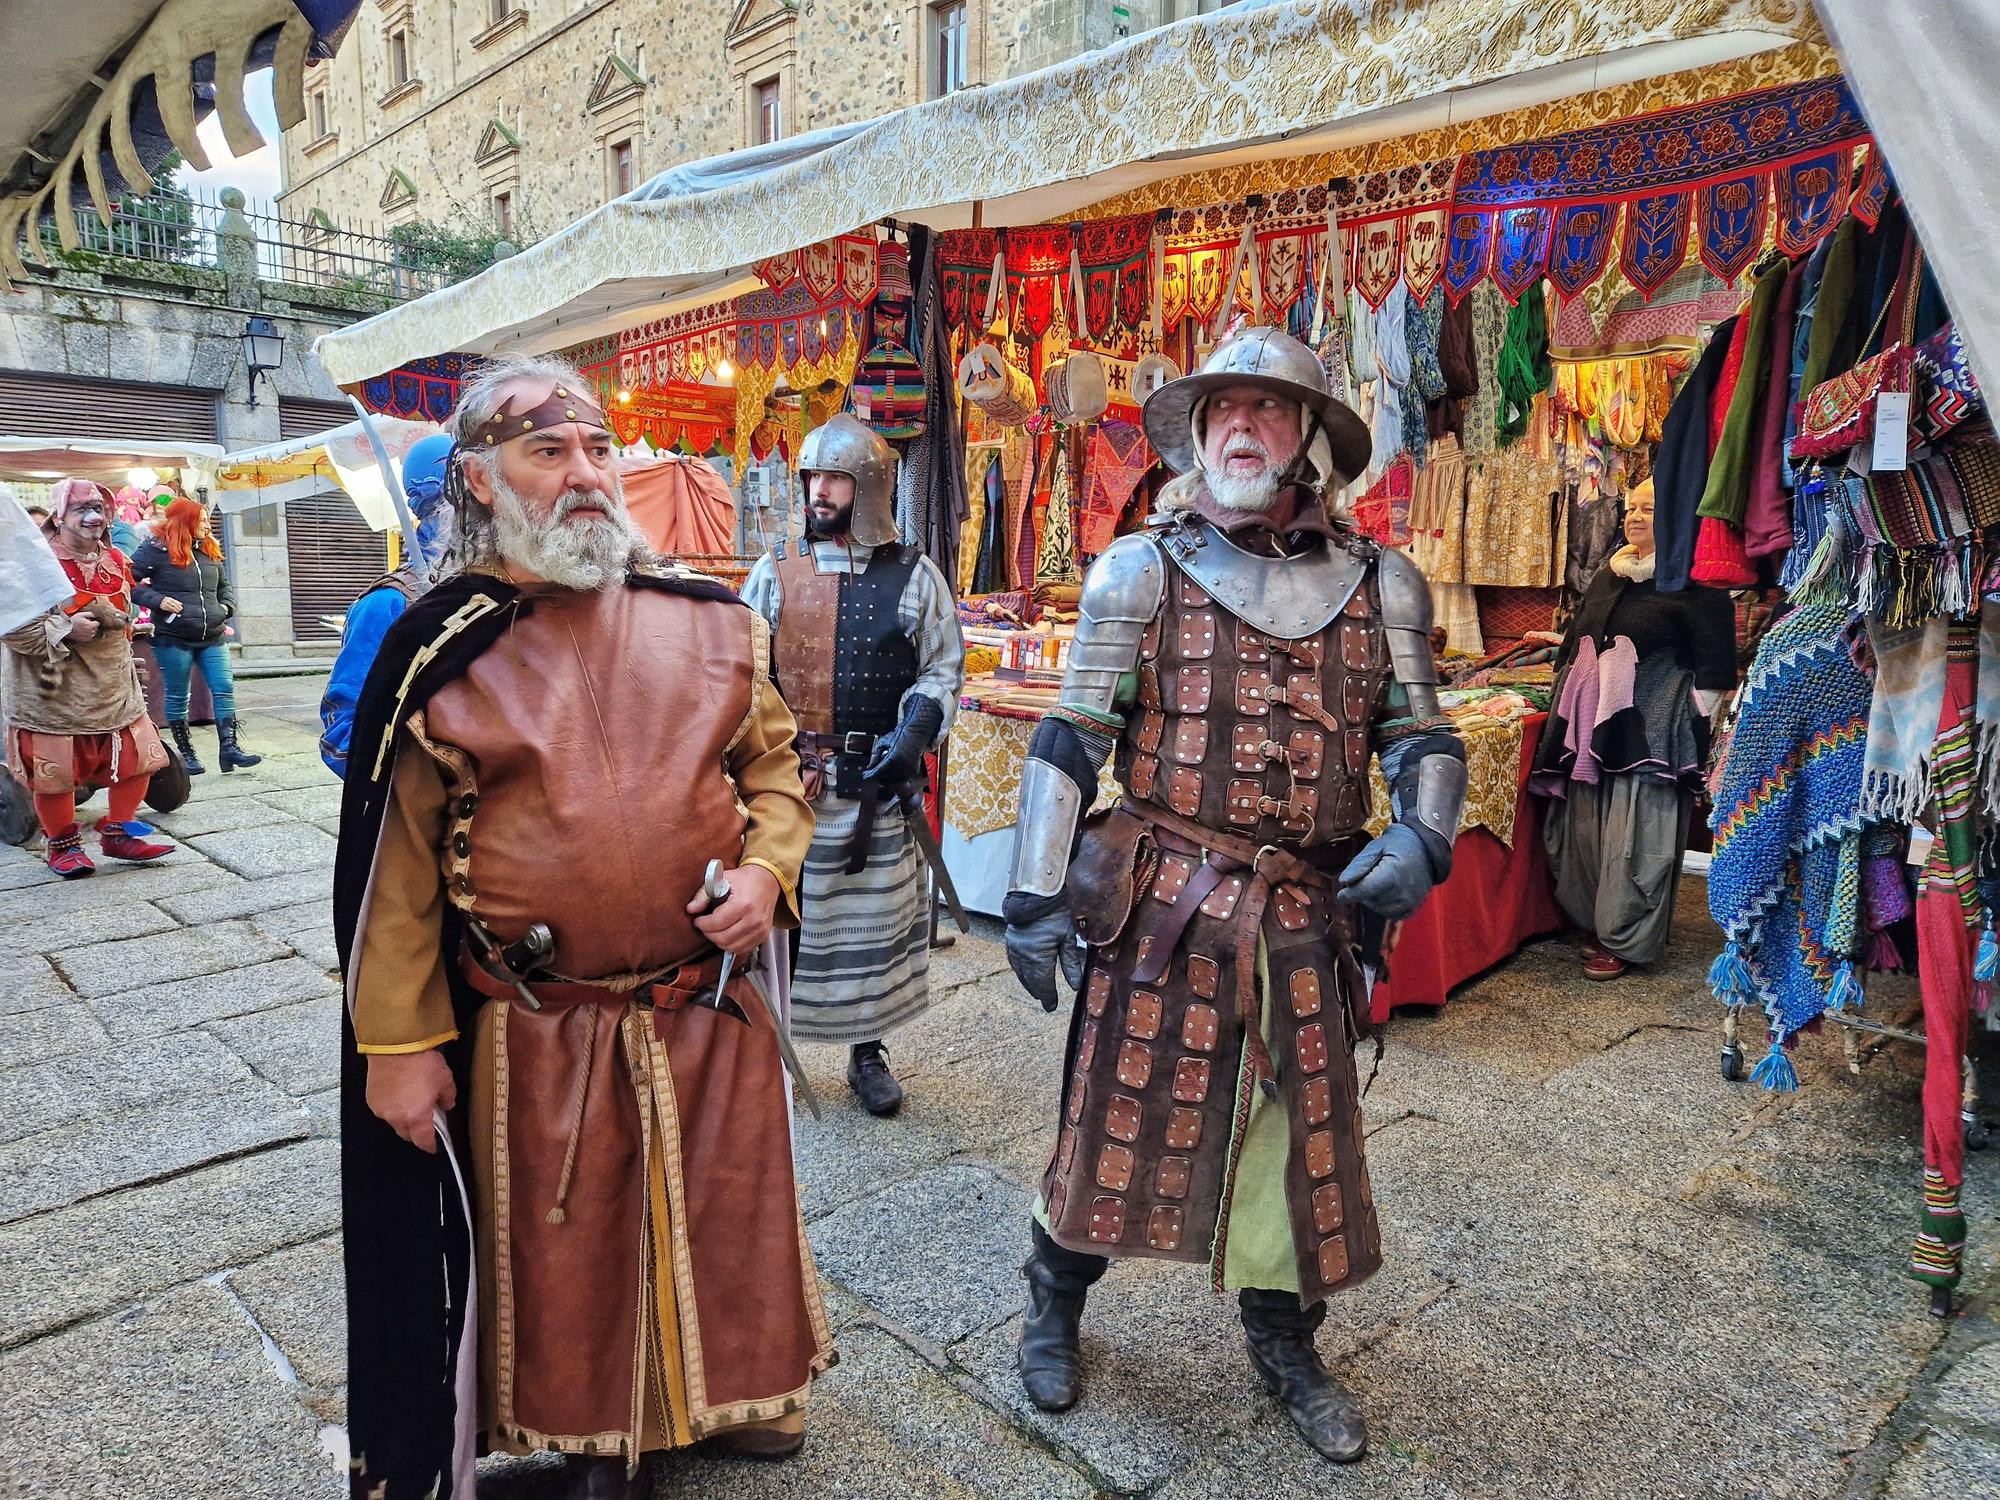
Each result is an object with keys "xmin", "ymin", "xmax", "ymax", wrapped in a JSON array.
[
  {"xmin": 564, "ymin": 1453, "xmax": 650, "ymax": 1499},
  {"xmin": 846, "ymin": 1041, "xmax": 904, "ymax": 1116},
  {"xmin": 168, "ymin": 720, "xmax": 205, "ymax": 775},
  {"xmin": 216, "ymin": 716, "xmax": 262, "ymax": 772},
  {"xmin": 1017, "ymin": 1222, "xmax": 1106, "ymax": 1412},
  {"xmin": 97, "ymin": 817, "xmax": 173, "ymax": 863},
  {"xmin": 44, "ymin": 822, "xmax": 94, "ymax": 879},
  {"xmin": 1239, "ymin": 1289, "xmax": 1367, "ymax": 1462}
]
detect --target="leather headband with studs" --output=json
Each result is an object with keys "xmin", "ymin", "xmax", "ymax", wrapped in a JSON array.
[{"xmin": 470, "ymin": 386, "xmax": 609, "ymax": 448}]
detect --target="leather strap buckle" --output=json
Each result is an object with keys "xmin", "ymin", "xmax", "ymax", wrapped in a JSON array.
[{"xmin": 841, "ymin": 730, "xmax": 874, "ymax": 756}]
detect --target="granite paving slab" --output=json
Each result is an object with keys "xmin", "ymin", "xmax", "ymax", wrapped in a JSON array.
[
  {"xmin": 153, "ymin": 868, "xmax": 337, "ymax": 924},
  {"xmin": 254, "ymin": 785, "xmax": 346, "ymax": 822},
  {"xmin": 0, "ymin": 1140, "xmax": 338, "ymax": 1348},
  {"xmin": 55, "ymin": 918, "xmax": 290, "ymax": 998},
  {"xmin": 0, "ymin": 1282, "xmax": 340, "ymax": 1500},
  {"xmin": 0, "ymin": 855, "xmax": 234, "ymax": 923},
  {"xmin": 0, "ymin": 1000, "xmax": 112, "ymax": 1070},
  {"xmin": 181, "ymin": 821, "xmax": 339, "ymax": 880},
  {"xmin": 148, "ymin": 794, "xmax": 295, "ymax": 839},
  {"xmin": 0, "ymin": 1030, "xmax": 252, "ymax": 1143},
  {"xmin": 0, "ymin": 1078, "xmax": 307, "ymax": 1223},
  {"xmin": 250, "ymin": 899, "xmax": 335, "ymax": 939},
  {"xmin": 207, "ymin": 998, "xmax": 341, "ymax": 1097},
  {"xmin": 225, "ymin": 1237, "xmax": 346, "ymax": 1420},
  {"xmin": 1883, "ymin": 1426, "xmax": 2000, "ymax": 1500},
  {"xmin": 0, "ymin": 952, "xmax": 74, "ymax": 1017},
  {"xmin": 809, "ymin": 1163, "xmax": 1032, "ymax": 1346},
  {"xmin": 0, "ymin": 897, "xmax": 178, "ymax": 956},
  {"xmin": 89, "ymin": 956, "xmax": 340, "ymax": 1040}
]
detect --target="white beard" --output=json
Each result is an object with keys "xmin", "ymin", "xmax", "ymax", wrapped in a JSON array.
[
  {"xmin": 489, "ymin": 472, "xmax": 644, "ymax": 591},
  {"xmin": 1205, "ymin": 463, "xmax": 1283, "ymax": 513}
]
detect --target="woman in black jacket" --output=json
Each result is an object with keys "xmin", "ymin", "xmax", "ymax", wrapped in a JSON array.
[{"xmin": 129, "ymin": 498, "xmax": 261, "ymax": 773}]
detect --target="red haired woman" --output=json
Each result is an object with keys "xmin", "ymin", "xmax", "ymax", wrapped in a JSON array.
[{"xmin": 130, "ymin": 498, "xmax": 261, "ymax": 772}]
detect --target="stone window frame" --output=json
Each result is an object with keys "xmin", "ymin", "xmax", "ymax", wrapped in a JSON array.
[
  {"xmin": 907, "ymin": 0, "xmax": 986, "ymax": 102},
  {"xmin": 379, "ymin": 165, "xmax": 420, "ymax": 223},
  {"xmin": 586, "ymin": 50, "xmax": 648, "ymax": 201},
  {"xmin": 472, "ymin": 1, "xmax": 529, "ymax": 51},
  {"xmin": 303, "ymin": 68, "xmax": 338, "ymax": 156},
  {"xmin": 476, "ymin": 118, "xmax": 525, "ymax": 228},
  {"xmin": 726, "ymin": 0, "xmax": 799, "ymax": 149}
]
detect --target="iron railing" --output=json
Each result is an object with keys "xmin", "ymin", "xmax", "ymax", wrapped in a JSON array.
[{"xmin": 30, "ymin": 187, "xmax": 451, "ymax": 302}]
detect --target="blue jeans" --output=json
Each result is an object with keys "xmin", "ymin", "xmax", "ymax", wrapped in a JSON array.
[{"xmin": 155, "ymin": 638, "xmax": 236, "ymax": 721}]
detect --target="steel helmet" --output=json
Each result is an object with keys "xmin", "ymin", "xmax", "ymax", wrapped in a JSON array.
[
  {"xmin": 798, "ymin": 413, "xmax": 898, "ymax": 547},
  {"xmin": 1141, "ymin": 327, "xmax": 1370, "ymax": 489},
  {"xmin": 401, "ymin": 432, "xmax": 457, "ymax": 517}
]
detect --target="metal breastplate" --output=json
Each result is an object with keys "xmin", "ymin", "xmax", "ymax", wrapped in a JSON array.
[{"xmin": 1116, "ymin": 560, "xmax": 1390, "ymax": 849}]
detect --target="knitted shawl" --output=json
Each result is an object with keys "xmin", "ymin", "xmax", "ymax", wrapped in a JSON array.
[{"xmin": 1708, "ymin": 598, "xmax": 1875, "ymax": 1088}]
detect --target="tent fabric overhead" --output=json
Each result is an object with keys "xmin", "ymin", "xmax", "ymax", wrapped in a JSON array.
[
  {"xmin": 0, "ymin": 0, "xmax": 360, "ymax": 283},
  {"xmin": 1811, "ymin": 0, "xmax": 2000, "ymax": 401},
  {"xmin": 313, "ymin": 0, "xmax": 1825, "ymax": 386}
]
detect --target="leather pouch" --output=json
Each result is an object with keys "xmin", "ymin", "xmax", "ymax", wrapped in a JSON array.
[{"xmin": 1068, "ymin": 805, "xmax": 1154, "ymax": 948}]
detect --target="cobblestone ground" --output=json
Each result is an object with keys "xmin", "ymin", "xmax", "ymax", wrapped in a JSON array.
[{"xmin": 1, "ymin": 678, "xmax": 1996, "ymax": 1500}]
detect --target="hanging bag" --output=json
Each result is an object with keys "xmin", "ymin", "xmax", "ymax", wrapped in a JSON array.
[{"xmin": 1794, "ymin": 239, "xmax": 1923, "ymax": 461}]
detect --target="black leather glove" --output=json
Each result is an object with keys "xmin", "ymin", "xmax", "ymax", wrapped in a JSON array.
[
  {"xmin": 863, "ymin": 697, "xmax": 944, "ymax": 794},
  {"xmin": 1336, "ymin": 824, "xmax": 1439, "ymax": 921},
  {"xmin": 1002, "ymin": 889, "xmax": 1086, "ymax": 1012}
]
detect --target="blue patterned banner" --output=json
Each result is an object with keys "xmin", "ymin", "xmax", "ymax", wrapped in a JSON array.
[
  {"xmin": 1491, "ymin": 207, "xmax": 1553, "ymax": 304},
  {"xmin": 1548, "ymin": 201, "xmax": 1617, "ymax": 301},
  {"xmin": 1696, "ymin": 174, "xmax": 1768, "ymax": 281},
  {"xmin": 1774, "ymin": 150, "xmax": 1852, "ymax": 257},
  {"xmin": 1442, "ymin": 210, "xmax": 1492, "ymax": 304},
  {"xmin": 1618, "ymin": 192, "xmax": 1692, "ymax": 298}
]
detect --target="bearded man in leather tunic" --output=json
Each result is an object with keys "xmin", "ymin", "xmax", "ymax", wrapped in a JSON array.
[
  {"xmin": 1002, "ymin": 329, "xmax": 1467, "ymax": 1463},
  {"xmin": 335, "ymin": 355, "xmax": 829, "ymax": 1500}
]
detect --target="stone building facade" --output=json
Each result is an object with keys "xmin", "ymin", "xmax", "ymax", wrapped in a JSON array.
[
  {"xmin": 280, "ymin": 0, "xmax": 1219, "ymax": 238},
  {"xmin": 1, "ymin": 198, "xmax": 397, "ymax": 661}
]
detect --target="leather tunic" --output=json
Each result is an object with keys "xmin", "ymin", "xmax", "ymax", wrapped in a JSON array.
[{"xmin": 420, "ymin": 583, "xmax": 755, "ymax": 979}]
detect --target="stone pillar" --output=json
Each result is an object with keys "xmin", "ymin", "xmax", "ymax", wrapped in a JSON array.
[{"xmin": 209, "ymin": 189, "xmax": 293, "ymax": 662}]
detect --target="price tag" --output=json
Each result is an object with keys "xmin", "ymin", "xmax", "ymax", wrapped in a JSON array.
[
  {"xmin": 1907, "ymin": 826, "xmax": 1935, "ymax": 868},
  {"xmin": 1872, "ymin": 390, "xmax": 1911, "ymax": 472}
]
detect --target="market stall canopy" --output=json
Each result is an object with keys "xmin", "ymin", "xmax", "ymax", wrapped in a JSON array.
[
  {"xmin": 0, "ymin": 0, "xmax": 360, "ymax": 282},
  {"xmin": 313, "ymin": 0, "xmax": 1823, "ymax": 387},
  {"xmin": 0, "ymin": 433, "xmax": 224, "ymax": 486},
  {"xmin": 210, "ymin": 415, "xmax": 438, "ymax": 527}
]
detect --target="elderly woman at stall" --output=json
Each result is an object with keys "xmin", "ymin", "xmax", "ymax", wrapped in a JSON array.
[{"xmin": 1529, "ymin": 479, "xmax": 1736, "ymax": 978}]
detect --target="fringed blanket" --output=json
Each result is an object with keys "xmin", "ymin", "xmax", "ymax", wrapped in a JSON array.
[{"xmin": 1707, "ymin": 598, "xmax": 1874, "ymax": 1089}]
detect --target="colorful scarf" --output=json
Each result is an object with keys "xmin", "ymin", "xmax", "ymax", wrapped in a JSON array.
[
  {"xmin": 1494, "ymin": 281, "xmax": 1549, "ymax": 446},
  {"xmin": 1860, "ymin": 606, "xmax": 2000, "ymax": 824},
  {"xmin": 1826, "ymin": 448, "xmax": 2000, "ymax": 628},
  {"xmin": 1707, "ymin": 599, "xmax": 1874, "ymax": 1088},
  {"xmin": 1371, "ymin": 283, "xmax": 1413, "ymax": 469}
]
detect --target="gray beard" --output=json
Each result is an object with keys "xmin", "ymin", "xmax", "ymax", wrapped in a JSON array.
[
  {"xmin": 488, "ymin": 473, "xmax": 645, "ymax": 591},
  {"xmin": 1205, "ymin": 464, "xmax": 1282, "ymax": 513}
]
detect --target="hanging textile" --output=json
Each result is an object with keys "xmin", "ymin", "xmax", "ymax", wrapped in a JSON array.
[
  {"xmin": 937, "ymin": 228, "xmax": 1000, "ymax": 336},
  {"xmin": 1334, "ymin": 160, "xmax": 1457, "ymax": 310},
  {"xmin": 1074, "ymin": 214, "xmax": 1156, "ymax": 351},
  {"xmin": 1403, "ymin": 283, "xmax": 1447, "ymax": 463},
  {"xmin": 359, "ymin": 354, "xmax": 475, "ymax": 424},
  {"xmin": 1445, "ymin": 77, "xmax": 1870, "ymax": 303},
  {"xmin": 1494, "ymin": 281, "xmax": 1550, "ymax": 446},
  {"xmin": 959, "ymin": 443, "xmax": 994, "ymax": 595},
  {"xmin": 1706, "ymin": 598, "xmax": 1873, "ymax": 1088},
  {"xmin": 1370, "ymin": 283, "xmax": 1414, "ymax": 472},
  {"xmin": 1004, "ymin": 225, "xmax": 1074, "ymax": 339},
  {"xmin": 1035, "ymin": 433, "xmax": 1081, "ymax": 586},
  {"xmin": 1079, "ymin": 419, "xmax": 1151, "ymax": 556}
]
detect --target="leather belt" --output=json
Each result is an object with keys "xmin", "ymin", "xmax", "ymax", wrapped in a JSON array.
[
  {"xmin": 1119, "ymin": 801, "xmax": 1334, "ymax": 1097},
  {"xmin": 460, "ymin": 946, "xmax": 729, "ymax": 1038},
  {"xmin": 794, "ymin": 729, "xmax": 875, "ymax": 803}
]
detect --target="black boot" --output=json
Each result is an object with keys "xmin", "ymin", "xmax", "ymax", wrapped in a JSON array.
[
  {"xmin": 168, "ymin": 720, "xmax": 205, "ymax": 776},
  {"xmin": 846, "ymin": 1041, "xmax": 904, "ymax": 1116},
  {"xmin": 1017, "ymin": 1222, "xmax": 1106, "ymax": 1412},
  {"xmin": 216, "ymin": 716, "xmax": 261, "ymax": 772},
  {"xmin": 1239, "ymin": 1289, "xmax": 1367, "ymax": 1462},
  {"xmin": 564, "ymin": 1453, "xmax": 650, "ymax": 1499}
]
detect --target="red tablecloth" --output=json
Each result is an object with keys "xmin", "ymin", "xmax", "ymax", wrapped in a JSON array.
[{"xmin": 1371, "ymin": 712, "xmax": 1565, "ymax": 1021}]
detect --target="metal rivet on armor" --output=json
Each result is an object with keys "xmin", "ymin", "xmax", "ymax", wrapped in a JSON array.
[
  {"xmin": 458, "ymin": 794, "xmax": 479, "ymax": 818},
  {"xmin": 452, "ymin": 833, "xmax": 471, "ymax": 859}
]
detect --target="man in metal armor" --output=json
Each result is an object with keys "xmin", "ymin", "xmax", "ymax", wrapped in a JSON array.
[
  {"xmin": 1001, "ymin": 328, "xmax": 1467, "ymax": 1462},
  {"xmin": 741, "ymin": 414, "xmax": 965, "ymax": 1115}
]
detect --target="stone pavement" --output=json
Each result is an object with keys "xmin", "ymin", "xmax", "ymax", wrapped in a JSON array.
[{"xmin": 1, "ymin": 678, "xmax": 1995, "ymax": 1500}]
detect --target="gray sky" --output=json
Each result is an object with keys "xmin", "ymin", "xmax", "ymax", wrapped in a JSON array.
[{"xmin": 177, "ymin": 70, "xmax": 283, "ymax": 214}]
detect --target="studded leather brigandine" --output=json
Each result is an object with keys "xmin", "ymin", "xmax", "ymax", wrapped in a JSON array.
[{"xmin": 1040, "ymin": 552, "xmax": 1393, "ymax": 1304}]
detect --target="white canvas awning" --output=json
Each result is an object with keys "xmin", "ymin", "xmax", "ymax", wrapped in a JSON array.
[
  {"xmin": 209, "ymin": 415, "xmax": 440, "ymax": 528},
  {"xmin": 314, "ymin": 0, "xmax": 1823, "ymax": 386},
  {"xmin": 0, "ymin": 434, "xmax": 225, "ymax": 487}
]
